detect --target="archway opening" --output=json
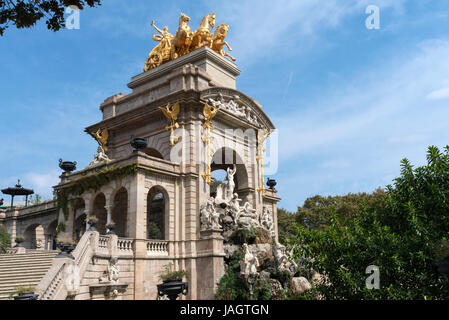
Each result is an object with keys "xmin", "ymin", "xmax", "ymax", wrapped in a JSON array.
[
  {"xmin": 23, "ymin": 224, "xmax": 44, "ymax": 250},
  {"xmin": 112, "ymin": 187, "xmax": 128, "ymax": 237},
  {"xmin": 73, "ymin": 198, "xmax": 86, "ymax": 242},
  {"xmin": 146, "ymin": 187, "xmax": 167, "ymax": 240},
  {"xmin": 210, "ymin": 169, "xmax": 227, "ymax": 198},
  {"xmin": 93, "ymin": 193, "xmax": 107, "ymax": 235},
  {"xmin": 46, "ymin": 220, "xmax": 58, "ymax": 250},
  {"xmin": 210, "ymin": 147, "xmax": 249, "ymax": 200}
]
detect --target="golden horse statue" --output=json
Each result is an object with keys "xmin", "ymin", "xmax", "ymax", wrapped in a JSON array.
[
  {"xmin": 170, "ymin": 13, "xmax": 192, "ymax": 60},
  {"xmin": 190, "ymin": 13, "xmax": 215, "ymax": 51},
  {"xmin": 211, "ymin": 24, "xmax": 235, "ymax": 61},
  {"xmin": 144, "ymin": 13, "xmax": 236, "ymax": 71}
]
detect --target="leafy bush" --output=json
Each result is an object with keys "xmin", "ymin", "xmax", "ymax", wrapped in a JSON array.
[
  {"xmin": 8, "ymin": 286, "xmax": 35, "ymax": 299},
  {"xmin": 0, "ymin": 225, "xmax": 11, "ymax": 253},
  {"xmin": 294, "ymin": 146, "xmax": 449, "ymax": 300},
  {"xmin": 159, "ymin": 263, "xmax": 188, "ymax": 281},
  {"xmin": 229, "ymin": 225, "xmax": 258, "ymax": 245}
]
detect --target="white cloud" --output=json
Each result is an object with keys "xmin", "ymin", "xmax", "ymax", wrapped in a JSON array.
[
  {"xmin": 272, "ymin": 38, "xmax": 449, "ymax": 210},
  {"xmin": 426, "ymin": 87, "xmax": 449, "ymax": 100}
]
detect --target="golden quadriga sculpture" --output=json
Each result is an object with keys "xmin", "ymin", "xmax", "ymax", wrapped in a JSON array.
[{"xmin": 144, "ymin": 13, "xmax": 235, "ymax": 72}]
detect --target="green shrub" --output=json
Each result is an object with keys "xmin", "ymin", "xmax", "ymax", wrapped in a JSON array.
[
  {"xmin": 229, "ymin": 225, "xmax": 258, "ymax": 245},
  {"xmin": 0, "ymin": 225, "xmax": 11, "ymax": 254}
]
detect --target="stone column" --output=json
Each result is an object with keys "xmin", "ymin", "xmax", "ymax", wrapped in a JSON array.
[{"xmin": 105, "ymin": 205, "xmax": 112, "ymax": 224}]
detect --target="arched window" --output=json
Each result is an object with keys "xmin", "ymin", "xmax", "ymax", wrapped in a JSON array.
[
  {"xmin": 93, "ymin": 193, "xmax": 107, "ymax": 235},
  {"xmin": 147, "ymin": 187, "xmax": 167, "ymax": 240},
  {"xmin": 112, "ymin": 188, "xmax": 128, "ymax": 237}
]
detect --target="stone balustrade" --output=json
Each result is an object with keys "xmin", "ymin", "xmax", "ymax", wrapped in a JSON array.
[{"xmin": 145, "ymin": 240, "xmax": 169, "ymax": 256}]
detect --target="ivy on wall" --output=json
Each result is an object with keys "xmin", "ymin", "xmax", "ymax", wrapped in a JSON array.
[{"xmin": 56, "ymin": 162, "xmax": 140, "ymax": 223}]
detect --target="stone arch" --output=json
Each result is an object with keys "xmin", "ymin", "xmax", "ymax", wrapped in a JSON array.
[
  {"xmin": 23, "ymin": 223, "xmax": 45, "ymax": 250},
  {"xmin": 146, "ymin": 135, "xmax": 169, "ymax": 160},
  {"xmin": 72, "ymin": 198, "xmax": 86, "ymax": 242},
  {"xmin": 92, "ymin": 193, "xmax": 107, "ymax": 235},
  {"xmin": 45, "ymin": 220, "xmax": 58, "ymax": 250},
  {"xmin": 210, "ymin": 147, "xmax": 249, "ymax": 199},
  {"xmin": 111, "ymin": 187, "xmax": 128, "ymax": 237},
  {"xmin": 146, "ymin": 186, "xmax": 169, "ymax": 240}
]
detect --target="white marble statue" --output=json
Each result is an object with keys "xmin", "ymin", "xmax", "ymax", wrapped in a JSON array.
[
  {"xmin": 274, "ymin": 243, "xmax": 297, "ymax": 275},
  {"xmin": 108, "ymin": 256, "xmax": 120, "ymax": 283},
  {"xmin": 226, "ymin": 164, "xmax": 237, "ymax": 198},
  {"xmin": 260, "ymin": 207, "xmax": 274, "ymax": 235},
  {"xmin": 200, "ymin": 197, "xmax": 222, "ymax": 230},
  {"xmin": 240, "ymin": 243, "xmax": 259, "ymax": 278},
  {"xmin": 238, "ymin": 201, "xmax": 259, "ymax": 229},
  {"xmin": 87, "ymin": 146, "xmax": 112, "ymax": 168}
]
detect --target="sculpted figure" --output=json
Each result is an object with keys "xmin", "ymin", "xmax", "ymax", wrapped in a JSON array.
[
  {"xmin": 108, "ymin": 257, "xmax": 120, "ymax": 283},
  {"xmin": 190, "ymin": 13, "xmax": 215, "ymax": 51},
  {"xmin": 240, "ymin": 243, "xmax": 259, "ymax": 277},
  {"xmin": 226, "ymin": 164, "xmax": 237, "ymax": 197},
  {"xmin": 170, "ymin": 13, "xmax": 193, "ymax": 60},
  {"xmin": 211, "ymin": 24, "xmax": 236, "ymax": 61},
  {"xmin": 260, "ymin": 207, "xmax": 274, "ymax": 235},
  {"xmin": 200, "ymin": 197, "xmax": 222, "ymax": 230},
  {"xmin": 228, "ymin": 193, "xmax": 242, "ymax": 222},
  {"xmin": 274, "ymin": 243, "xmax": 297, "ymax": 275},
  {"xmin": 238, "ymin": 201, "xmax": 259, "ymax": 229},
  {"xmin": 144, "ymin": 20, "xmax": 173, "ymax": 71},
  {"xmin": 87, "ymin": 146, "xmax": 111, "ymax": 168}
]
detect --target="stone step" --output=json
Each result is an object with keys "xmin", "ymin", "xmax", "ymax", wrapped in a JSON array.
[
  {"xmin": 0, "ymin": 271, "xmax": 48, "ymax": 279},
  {"xmin": 0, "ymin": 266, "xmax": 52, "ymax": 274},
  {"xmin": 0, "ymin": 260, "xmax": 52, "ymax": 270},
  {"xmin": 0, "ymin": 254, "xmax": 58, "ymax": 260}
]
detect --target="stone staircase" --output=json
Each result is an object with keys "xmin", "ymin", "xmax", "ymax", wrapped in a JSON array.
[{"xmin": 0, "ymin": 251, "xmax": 59, "ymax": 300}]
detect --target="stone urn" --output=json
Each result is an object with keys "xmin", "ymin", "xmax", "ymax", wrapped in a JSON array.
[
  {"xmin": 59, "ymin": 159, "xmax": 77, "ymax": 174},
  {"xmin": 157, "ymin": 279, "xmax": 188, "ymax": 300},
  {"xmin": 87, "ymin": 218, "xmax": 98, "ymax": 231},
  {"xmin": 266, "ymin": 178, "xmax": 277, "ymax": 190},
  {"xmin": 56, "ymin": 242, "xmax": 75, "ymax": 259},
  {"xmin": 14, "ymin": 237, "xmax": 25, "ymax": 248},
  {"xmin": 13, "ymin": 292, "xmax": 39, "ymax": 300},
  {"xmin": 130, "ymin": 136, "xmax": 147, "ymax": 152},
  {"xmin": 106, "ymin": 222, "xmax": 116, "ymax": 235}
]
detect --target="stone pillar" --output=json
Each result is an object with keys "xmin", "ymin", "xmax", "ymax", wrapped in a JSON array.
[
  {"xmin": 196, "ymin": 229, "xmax": 225, "ymax": 299},
  {"xmin": 105, "ymin": 205, "xmax": 112, "ymax": 224}
]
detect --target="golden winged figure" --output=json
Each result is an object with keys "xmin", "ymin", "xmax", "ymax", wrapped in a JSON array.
[
  {"xmin": 92, "ymin": 128, "xmax": 109, "ymax": 152},
  {"xmin": 202, "ymin": 102, "xmax": 220, "ymax": 129},
  {"xmin": 159, "ymin": 101, "xmax": 181, "ymax": 147}
]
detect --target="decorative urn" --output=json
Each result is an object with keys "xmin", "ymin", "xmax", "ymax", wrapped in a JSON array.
[
  {"xmin": 13, "ymin": 292, "xmax": 39, "ymax": 300},
  {"xmin": 266, "ymin": 178, "xmax": 277, "ymax": 190},
  {"xmin": 56, "ymin": 241, "xmax": 76, "ymax": 259},
  {"xmin": 106, "ymin": 222, "xmax": 116, "ymax": 235},
  {"xmin": 130, "ymin": 136, "xmax": 147, "ymax": 152},
  {"xmin": 59, "ymin": 159, "xmax": 77, "ymax": 174},
  {"xmin": 157, "ymin": 279, "xmax": 189, "ymax": 300}
]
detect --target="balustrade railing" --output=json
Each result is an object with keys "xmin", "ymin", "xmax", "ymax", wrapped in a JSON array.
[{"xmin": 146, "ymin": 240, "xmax": 169, "ymax": 256}]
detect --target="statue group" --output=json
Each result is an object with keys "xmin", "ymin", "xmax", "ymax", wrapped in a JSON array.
[{"xmin": 144, "ymin": 13, "xmax": 235, "ymax": 71}]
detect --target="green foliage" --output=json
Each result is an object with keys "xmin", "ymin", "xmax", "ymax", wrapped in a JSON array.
[
  {"xmin": 216, "ymin": 249, "xmax": 273, "ymax": 300},
  {"xmin": 147, "ymin": 222, "xmax": 162, "ymax": 240},
  {"xmin": 159, "ymin": 263, "xmax": 188, "ymax": 282},
  {"xmin": 0, "ymin": 225, "xmax": 11, "ymax": 254},
  {"xmin": 0, "ymin": 0, "xmax": 102, "ymax": 36},
  {"xmin": 216, "ymin": 249, "xmax": 250, "ymax": 300},
  {"xmin": 294, "ymin": 145, "xmax": 449, "ymax": 300},
  {"xmin": 56, "ymin": 162, "xmax": 138, "ymax": 222},
  {"xmin": 55, "ymin": 222, "xmax": 66, "ymax": 234},
  {"xmin": 277, "ymin": 208, "xmax": 298, "ymax": 245},
  {"xmin": 229, "ymin": 224, "xmax": 258, "ymax": 245},
  {"xmin": 28, "ymin": 194, "xmax": 43, "ymax": 205},
  {"xmin": 8, "ymin": 285, "xmax": 35, "ymax": 299}
]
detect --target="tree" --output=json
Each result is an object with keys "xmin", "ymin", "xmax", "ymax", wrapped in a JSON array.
[
  {"xmin": 294, "ymin": 146, "xmax": 449, "ymax": 299},
  {"xmin": 29, "ymin": 194, "xmax": 43, "ymax": 205},
  {"xmin": 0, "ymin": 225, "xmax": 11, "ymax": 254},
  {"xmin": 0, "ymin": 0, "xmax": 101, "ymax": 36}
]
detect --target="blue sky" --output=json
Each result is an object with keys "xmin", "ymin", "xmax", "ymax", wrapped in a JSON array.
[{"xmin": 1, "ymin": 0, "xmax": 449, "ymax": 211}]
